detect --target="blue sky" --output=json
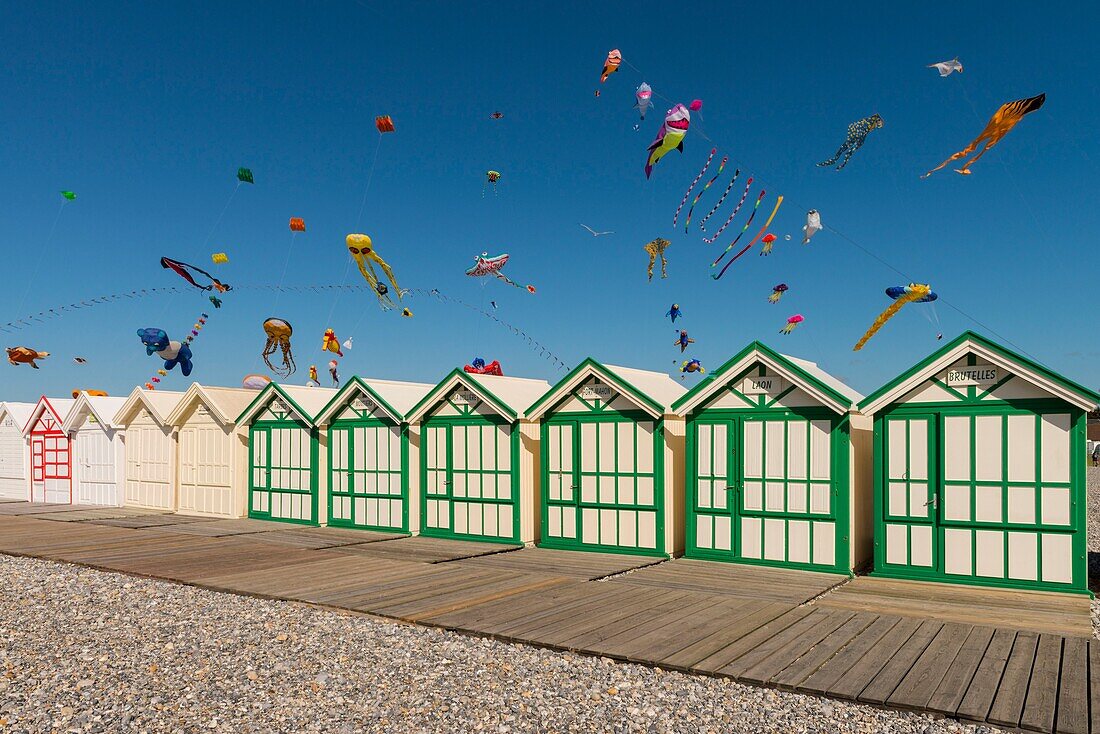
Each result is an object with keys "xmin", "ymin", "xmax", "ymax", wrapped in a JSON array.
[{"xmin": 2, "ymin": 1, "xmax": 1097, "ymax": 402}]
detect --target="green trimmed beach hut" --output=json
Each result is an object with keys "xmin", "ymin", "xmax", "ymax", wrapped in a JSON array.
[
  {"xmin": 405, "ymin": 370, "xmax": 550, "ymax": 544},
  {"xmin": 314, "ymin": 377, "xmax": 433, "ymax": 533},
  {"xmin": 672, "ymin": 342, "xmax": 872, "ymax": 573},
  {"xmin": 858, "ymin": 332, "xmax": 1100, "ymax": 594},
  {"xmin": 526, "ymin": 360, "xmax": 686, "ymax": 557},
  {"xmin": 237, "ymin": 383, "xmax": 336, "ymax": 525}
]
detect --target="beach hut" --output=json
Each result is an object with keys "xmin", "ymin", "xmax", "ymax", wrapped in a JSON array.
[
  {"xmin": 525, "ymin": 360, "xmax": 687, "ymax": 557},
  {"xmin": 858, "ymin": 332, "xmax": 1100, "ymax": 594},
  {"xmin": 314, "ymin": 377, "xmax": 434, "ymax": 533},
  {"xmin": 405, "ymin": 370, "xmax": 550, "ymax": 544},
  {"xmin": 22, "ymin": 396, "xmax": 75, "ymax": 503},
  {"xmin": 164, "ymin": 384, "xmax": 256, "ymax": 518},
  {"xmin": 671, "ymin": 343, "xmax": 871, "ymax": 573},
  {"xmin": 0, "ymin": 402, "xmax": 35, "ymax": 500},
  {"xmin": 114, "ymin": 388, "xmax": 185, "ymax": 511},
  {"xmin": 237, "ymin": 384, "xmax": 336, "ymax": 526},
  {"xmin": 63, "ymin": 393, "xmax": 128, "ymax": 506}
]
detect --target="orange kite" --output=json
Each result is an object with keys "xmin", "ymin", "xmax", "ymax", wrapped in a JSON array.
[
  {"xmin": 922, "ymin": 93, "xmax": 1045, "ymax": 178},
  {"xmin": 600, "ymin": 49, "xmax": 621, "ymax": 83}
]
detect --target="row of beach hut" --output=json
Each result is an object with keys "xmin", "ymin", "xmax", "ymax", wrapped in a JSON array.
[{"xmin": 0, "ymin": 332, "xmax": 1095, "ymax": 596}]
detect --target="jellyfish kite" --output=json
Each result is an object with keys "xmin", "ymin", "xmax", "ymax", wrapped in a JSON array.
[
  {"xmin": 853, "ymin": 284, "xmax": 936, "ymax": 352},
  {"xmin": 634, "ymin": 83, "xmax": 653, "ymax": 120},
  {"xmin": 600, "ymin": 49, "xmax": 621, "ymax": 83},
  {"xmin": 759, "ymin": 234, "xmax": 778, "ymax": 256},
  {"xmin": 922, "ymin": 93, "xmax": 1045, "ymax": 178},
  {"xmin": 346, "ymin": 234, "xmax": 404, "ymax": 309},
  {"xmin": 262, "ymin": 317, "xmax": 295, "ymax": 377},
  {"xmin": 483, "ymin": 170, "xmax": 501, "ymax": 196},
  {"xmin": 645, "ymin": 104, "xmax": 690, "ymax": 179},
  {"xmin": 465, "ymin": 252, "xmax": 535, "ymax": 292},
  {"xmin": 780, "ymin": 314, "xmax": 804, "ymax": 335},
  {"xmin": 769, "ymin": 284, "xmax": 788, "ymax": 304}
]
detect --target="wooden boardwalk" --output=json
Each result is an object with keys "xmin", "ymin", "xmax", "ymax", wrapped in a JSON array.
[{"xmin": 0, "ymin": 505, "xmax": 1095, "ymax": 733}]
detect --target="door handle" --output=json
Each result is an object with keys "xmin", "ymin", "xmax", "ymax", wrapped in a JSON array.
[
  {"xmin": 924, "ymin": 496, "xmax": 938, "ymax": 509},
  {"xmin": 570, "ymin": 484, "xmax": 580, "ymax": 489}
]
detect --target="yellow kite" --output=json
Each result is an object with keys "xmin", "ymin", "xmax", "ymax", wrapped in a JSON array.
[{"xmin": 922, "ymin": 93, "xmax": 1045, "ymax": 177}]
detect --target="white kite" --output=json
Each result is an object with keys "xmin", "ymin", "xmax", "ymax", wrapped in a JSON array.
[
  {"xmin": 580, "ymin": 224, "xmax": 614, "ymax": 237},
  {"xmin": 342, "ymin": 337, "xmax": 353, "ymax": 351},
  {"xmin": 928, "ymin": 58, "xmax": 963, "ymax": 77},
  {"xmin": 802, "ymin": 210, "xmax": 823, "ymax": 245}
]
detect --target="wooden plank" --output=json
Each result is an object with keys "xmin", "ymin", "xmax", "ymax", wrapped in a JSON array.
[
  {"xmin": 396, "ymin": 576, "xmax": 572, "ymax": 622},
  {"xmin": 1020, "ymin": 634, "xmax": 1063, "ymax": 733},
  {"xmin": 957, "ymin": 628, "xmax": 1018, "ymax": 722},
  {"xmin": 736, "ymin": 609, "xmax": 856, "ymax": 685},
  {"xmin": 454, "ymin": 547, "xmax": 664, "ymax": 580},
  {"xmin": 612, "ymin": 559, "xmax": 846, "ymax": 604},
  {"xmin": 334, "ymin": 536, "xmax": 520, "ymax": 563},
  {"xmin": 856, "ymin": 619, "xmax": 943, "ymax": 705},
  {"xmin": 659, "ymin": 602, "xmax": 797, "ymax": 670},
  {"xmin": 1055, "ymin": 636, "xmax": 1088, "ymax": 734},
  {"xmin": 887, "ymin": 623, "xmax": 973, "ymax": 710},
  {"xmin": 582, "ymin": 597, "xmax": 732, "ymax": 660},
  {"xmin": 523, "ymin": 589, "xmax": 685, "ymax": 648},
  {"xmin": 772, "ymin": 613, "xmax": 877, "ymax": 690},
  {"xmin": 420, "ymin": 579, "xmax": 595, "ymax": 629},
  {"xmin": 818, "ymin": 616, "xmax": 918, "ymax": 700},
  {"xmin": 987, "ymin": 631, "xmax": 1039, "ymax": 729},
  {"xmin": 489, "ymin": 585, "xmax": 645, "ymax": 638},
  {"xmin": 687, "ymin": 607, "xmax": 814, "ymax": 674},
  {"xmin": 557, "ymin": 591, "xmax": 702, "ymax": 650},
  {"xmin": 925, "ymin": 626, "xmax": 996, "ymax": 715}
]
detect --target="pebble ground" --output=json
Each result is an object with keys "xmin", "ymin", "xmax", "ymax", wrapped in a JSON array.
[
  {"xmin": 0, "ymin": 555, "xmax": 1005, "ymax": 734},
  {"xmin": 1087, "ymin": 466, "xmax": 1100, "ymax": 637}
]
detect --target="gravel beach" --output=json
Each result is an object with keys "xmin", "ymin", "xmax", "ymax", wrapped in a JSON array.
[
  {"xmin": 0, "ymin": 555, "xmax": 1004, "ymax": 734},
  {"xmin": 1087, "ymin": 466, "xmax": 1100, "ymax": 637}
]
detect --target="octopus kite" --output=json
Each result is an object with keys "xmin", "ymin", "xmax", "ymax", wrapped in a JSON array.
[
  {"xmin": 6, "ymin": 347, "xmax": 49, "ymax": 369},
  {"xmin": 817, "ymin": 114, "xmax": 883, "ymax": 170},
  {"xmin": 466, "ymin": 253, "xmax": 535, "ymax": 292},
  {"xmin": 346, "ymin": 234, "xmax": 404, "ymax": 309},
  {"xmin": 675, "ymin": 330, "xmax": 695, "ymax": 353},
  {"xmin": 780, "ymin": 314, "xmax": 804, "ymax": 334},
  {"xmin": 600, "ymin": 49, "xmax": 621, "ymax": 83},
  {"xmin": 645, "ymin": 104, "xmax": 690, "ymax": 179},
  {"xmin": 262, "ymin": 317, "xmax": 295, "ymax": 378},
  {"xmin": 853, "ymin": 284, "xmax": 936, "ymax": 352},
  {"xmin": 644, "ymin": 238, "xmax": 670, "ymax": 281},
  {"xmin": 922, "ymin": 93, "xmax": 1045, "ymax": 177}
]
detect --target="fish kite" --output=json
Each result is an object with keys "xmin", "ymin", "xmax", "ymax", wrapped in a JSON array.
[
  {"xmin": 853, "ymin": 284, "xmax": 937, "ymax": 352},
  {"xmin": 769, "ymin": 284, "xmax": 788, "ymax": 304},
  {"xmin": 289, "ymin": 218, "xmax": 305, "ymax": 232},
  {"xmin": 922, "ymin": 93, "xmax": 1045, "ymax": 178},
  {"xmin": 666, "ymin": 304, "xmax": 682, "ymax": 322},
  {"xmin": 375, "ymin": 116, "xmax": 395, "ymax": 133},
  {"xmin": 237, "ymin": 168, "xmax": 254, "ymax": 184},
  {"xmin": 644, "ymin": 104, "xmax": 690, "ymax": 179},
  {"xmin": 161, "ymin": 257, "xmax": 231, "ymax": 292},
  {"xmin": 780, "ymin": 314, "xmax": 804, "ymax": 335},
  {"xmin": 644, "ymin": 238, "xmax": 670, "ymax": 281},
  {"xmin": 211, "ymin": 253, "xmax": 228, "ymax": 264},
  {"xmin": 464, "ymin": 357, "xmax": 504, "ymax": 376},
  {"xmin": 680, "ymin": 358, "xmax": 705, "ymax": 374},
  {"xmin": 675, "ymin": 330, "xmax": 695, "ymax": 353},
  {"xmin": 466, "ymin": 252, "xmax": 536, "ymax": 292},
  {"xmin": 61, "ymin": 191, "xmax": 76, "ymax": 201},
  {"xmin": 802, "ymin": 210, "xmax": 823, "ymax": 245},
  {"xmin": 600, "ymin": 49, "xmax": 621, "ymax": 83},
  {"xmin": 6, "ymin": 347, "xmax": 49, "ymax": 369},
  {"xmin": 322, "ymin": 328, "xmax": 343, "ymax": 357},
  {"xmin": 634, "ymin": 83, "xmax": 653, "ymax": 120},
  {"xmin": 346, "ymin": 234, "xmax": 404, "ymax": 309},
  {"xmin": 817, "ymin": 114, "xmax": 883, "ymax": 170},
  {"xmin": 137, "ymin": 329, "xmax": 193, "ymax": 376},
  {"xmin": 928, "ymin": 58, "xmax": 963, "ymax": 77}
]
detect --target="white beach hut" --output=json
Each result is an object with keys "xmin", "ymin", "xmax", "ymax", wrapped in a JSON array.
[
  {"xmin": 0, "ymin": 402, "xmax": 35, "ymax": 500},
  {"xmin": 63, "ymin": 393, "xmax": 128, "ymax": 507},
  {"xmin": 114, "ymin": 388, "xmax": 186, "ymax": 511}
]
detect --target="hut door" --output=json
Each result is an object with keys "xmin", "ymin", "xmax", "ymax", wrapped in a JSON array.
[
  {"xmin": 881, "ymin": 415, "xmax": 937, "ymax": 575},
  {"xmin": 248, "ymin": 426, "xmax": 272, "ymax": 517},
  {"xmin": 30, "ymin": 439, "xmax": 44, "ymax": 501},
  {"xmin": 692, "ymin": 420, "xmax": 736, "ymax": 555},
  {"xmin": 543, "ymin": 421, "xmax": 578, "ymax": 543},
  {"xmin": 329, "ymin": 423, "xmax": 404, "ymax": 531}
]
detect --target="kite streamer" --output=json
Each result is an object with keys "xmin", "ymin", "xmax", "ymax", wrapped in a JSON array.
[
  {"xmin": 713, "ymin": 195, "xmax": 785, "ymax": 280},
  {"xmin": 698, "ymin": 169, "xmax": 740, "ymax": 232},
  {"xmin": 710, "ymin": 190, "xmax": 767, "ymax": 269},
  {"xmin": 672, "ymin": 148, "xmax": 716, "ymax": 227},
  {"xmin": 853, "ymin": 284, "xmax": 932, "ymax": 351},
  {"xmin": 702, "ymin": 178, "xmax": 753, "ymax": 244},
  {"xmin": 684, "ymin": 156, "xmax": 727, "ymax": 232}
]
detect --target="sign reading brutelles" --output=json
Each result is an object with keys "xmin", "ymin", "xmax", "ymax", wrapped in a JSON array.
[{"xmin": 945, "ymin": 364, "xmax": 998, "ymax": 387}]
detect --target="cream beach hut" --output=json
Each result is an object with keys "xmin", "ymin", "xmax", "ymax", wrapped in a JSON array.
[
  {"xmin": 405, "ymin": 370, "xmax": 550, "ymax": 545},
  {"xmin": 164, "ymin": 384, "xmax": 257, "ymax": 518},
  {"xmin": 114, "ymin": 388, "xmax": 186, "ymax": 511},
  {"xmin": 314, "ymin": 377, "xmax": 434, "ymax": 533},
  {"xmin": 525, "ymin": 359, "xmax": 687, "ymax": 557},
  {"xmin": 671, "ymin": 342, "xmax": 872, "ymax": 573},
  {"xmin": 858, "ymin": 332, "xmax": 1100, "ymax": 594}
]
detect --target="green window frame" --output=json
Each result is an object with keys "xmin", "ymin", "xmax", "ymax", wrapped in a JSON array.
[
  {"xmin": 327, "ymin": 418, "xmax": 409, "ymax": 533},
  {"xmin": 248, "ymin": 419, "xmax": 318, "ymax": 526}
]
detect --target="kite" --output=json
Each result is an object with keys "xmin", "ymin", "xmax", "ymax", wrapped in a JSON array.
[
  {"xmin": 211, "ymin": 253, "xmax": 228, "ymax": 264},
  {"xmin": 322, "ymin": 329, "xmax": 343, "ymax": 357},
  {"xmin": 73, "ymin": 357, "xmax": 87, "ymax": 365},
  {"xmin": 928, "ymin": 58, "xmax": 963, "ymax": 77},
  {"xmin": 645, "ymin": 104, "xmax": 690, "ymax": 179},
  {"xmin": 600, "ymin": 49, "xmax": 621, "ymax": 83},
  {"xmin": 922, "ymin": 93, "xmax": 1045, "ymax": 177},
  {"xmin": 817, "ymin": 114, "xmax": 883, "ymax": 170},
  {"xmin": 853, "ymin": 284, "xmax": 934, "ymax": 351},
  {"xmin": 673, "ymin": 149, "xmax": 716, "ymax": 227},
  {"xmin": 483, "ymin": 170, "xmax": 501, "ymax": 196},
  {"xmin": 465, "ymin": 253, "xmax": 536, "ymax": 292},
  {"xmin": 161, "ymin": 257, "xmax": 231, "ymax": 292},
  {"xmin": 666, "ymin": 304, "xmax": 682, "ymax": 322},
  {"xmin": 401, "ymin": 308, "xmax": 413, "ymax": 318},
  {"xmin": 759, "ymin": 234, "xmax": 778, "ymax": 256},
  {"xmin": 701, "ymin": 175, "xmax": 750, "ymax": 244},
  {"xmin": 490, "ymin": 112, "xmax": 504, "ymax": 120},
  {"xmin": 490, "ymin": 301, "xmax": 498, "ymax": 309},
  {"xmin": 261, "ymin": 317, "xmax": 295, "ymax": 377},
  {"xmin": 209, "ymin": 295, "xmax": 222, "ymax": 309},
  {"xmin": 644, "ymin": 238, "xmax": 670, "ymax": 281},
  {"xmin": 464, "ymin": 357, "xmax": 504, "ymax": 376},
  {"xmin": 780, "ymin": 314, "xmax": 804, "ymax": 335},
  {"xmin": 375, "ymin": 116, "xmax": 395, "ymax": 133},
  {"xmin": 634, "ymin": 83, "xmax": 653, "ymax": 120},
  {"xmin": 137, "ymin": 329, "xmax": 193, "ymax": 376},
  {"xmin": 802, "ymin": 210, "xmax": 823, "ymax": 244},
  {"xmin": 769, "ymin": 284, "xmax": 789, "ymax": 303},
  {"xmin": 6, "ymin": 347, "xmax": 49, "ymax": 369},
  {"xmin": 242, "ymin": 374, "xmax": 271, "ymax": 390},
  {"xmin": 710, "ymin": 189, "xmax": 766, "ymax": 267},
  {"xmin": 237, "ymin": 168, "xmax": 254, "ymax": 184},
  {"xmin": 690, "ymin": 100, "xmax": 702, "ymax": 111},
  {"xmin": 713, "ymin": 195, "xmax": 784, "ymax": 279},
  {"xmin": 289, "ymin": 218, "xmax": 305, "ymax": 232},
  {"xmin": 346, "ymin": 234, "xmax": 404, "ymax": 309},
  {"xmin": 580, "ymin": 224, "xmax": 614, "ymax": 237},
  {"xmin": 308, "ymin": 365, "xmax": 319, "ymax": 386},
  {"xmin": 680, "ymin": 358, "xmax": 705, "ymax": 375},
  {"xmin": 72, "ymin": 390, "xmax": 108, "ymax": 399},
  {"xmin": 61, "ymin": 191, "xmax": 76, "ymax": 201},
  {"xmin": 675, "ymin": 330, "xmax": 695, "ymax": 353},
  {"xmin": 683, "ymin": 156, "xmax": 727, "ymax": 232},
  {"xmin": 342, "ymin": 337, "xmax": 353, "ymax": 351},
  {"xmin": 328, "ymin": 359, "xmax": 340, "ymax": 388}
]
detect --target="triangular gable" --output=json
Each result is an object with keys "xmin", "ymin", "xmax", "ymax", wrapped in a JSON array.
[
  {"xmin": 236, "ymin": 383, "xmax": 317, "ymax": 427},
  {"xmin": 22, "ymin": 397, "xmax": 75, "ymax": 437},
  {"xmin": 114, "ymin": 388, "xmax": 185, "ymax": 427},
  {"xmin": 526, "ymin": 359, "xmax": 672, "ymax": 420},
  {"xmin": 671, "ymin": 342, "xmax": 857, "ymax": 416},
  {"xmin": 0, "ymin": 403, "xmax": 35, "ymax": 435},
  {"xmin": 62, "ymin": 394, "xmax": 126, "ymax": 433},
  {"xmin": 165, "ymin": 384, "xmax": 255, "ymax": 427},
  {"xmin": 859, "ymin": 331, "xmax": 1100, "ymax": 415},
  {"xmin": 406, "ymin": 370, "xmax": 519, "ymax": 423},
  {"xmin": 316, "ymin": 377, "xmax": 407, "ymax": 425}
]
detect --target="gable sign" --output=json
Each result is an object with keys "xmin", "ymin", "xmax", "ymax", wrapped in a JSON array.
[
  {"xmin": 271, "ymin": 397, "xmax": 291, "ymax": 414},
  {"xmin": 578, "ymin": 382, "xmax": 616, "ymax": 402},
  {"xmin": 2, "ymin": 418, "xmax": 11, "ymax": 428},
  {"xmin": 945, "ymin": 364, "xmax": 999, "ymax": 388},
  {"xmin": 351, "ymin": 395, "xmax": 377, "ymax": 413},
  {"xmin": 741, "ymin": 374, "xmax": 788, "ymax": 396},
  {"xmin": 450, "ymin": 390, "xmax": 481, "ymax": 408}
]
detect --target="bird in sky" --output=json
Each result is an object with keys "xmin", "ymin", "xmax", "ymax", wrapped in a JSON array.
[{"xmin": 580, "ymin": 224, "xmax": 614, "ymax": 237}]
